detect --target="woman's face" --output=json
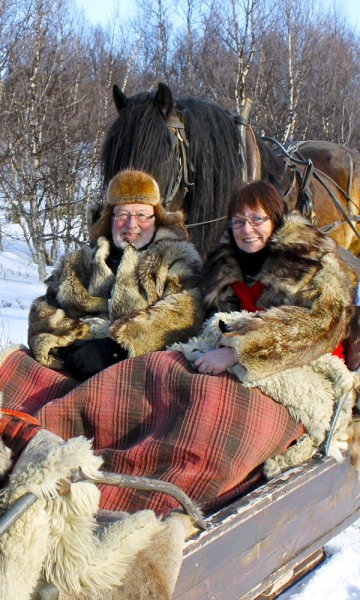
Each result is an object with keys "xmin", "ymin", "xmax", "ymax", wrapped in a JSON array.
[
  {"xmin": 112, "ymin": 203, "xmax": 156, "ymax": 249},
  {"xmin": 229, "ymin": 205, "xmax": 274, "ymax": 253}
]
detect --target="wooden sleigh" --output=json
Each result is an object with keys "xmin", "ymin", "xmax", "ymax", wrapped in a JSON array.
[
  {"xmin": 0, "ymin": 314, "xmax": 359, "ymax": 600},
  {"xmin": 1, "ymin": 452, "xmax": 359, "ymax": 600}
]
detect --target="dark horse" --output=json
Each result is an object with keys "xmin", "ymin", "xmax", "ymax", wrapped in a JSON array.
[{"xmin": 101, "ymin": 82, "xmax": 360, "ymax": 259}]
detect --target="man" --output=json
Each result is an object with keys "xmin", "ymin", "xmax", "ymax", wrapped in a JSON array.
[{"xmin": 28, "ymin": 169, "xmax": 204, "ymax": 379}]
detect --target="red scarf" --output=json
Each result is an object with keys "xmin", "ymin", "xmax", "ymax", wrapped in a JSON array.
[
  {"xmin": 231, "ymin": 280, "xmax": 265, "ymax": 312},
  {"xmin": 231, "ymin": 280, "xmax": 344, "ymax": 361}
]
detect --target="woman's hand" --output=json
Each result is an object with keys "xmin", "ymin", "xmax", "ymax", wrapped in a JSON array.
[{"xmin": 194, "ymin": 347, "xmax": 237, "ymax": 376}]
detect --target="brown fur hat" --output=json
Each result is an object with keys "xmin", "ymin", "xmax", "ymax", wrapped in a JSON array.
[
  {"xmin": 107, "ymin": 170, "xmax": 160, "ymax": 207},
  {"xmin": 89, "ymin": 170, "xmax": 187, "ymax": 243}
]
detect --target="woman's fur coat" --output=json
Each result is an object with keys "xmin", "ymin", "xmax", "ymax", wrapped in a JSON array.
[
  {"xmin": 28, "ymin": 227, "xmax": 204, "ymax": 369},
  {"xmin": 201, "ymin": 211, "xmax": 355, "ymax": 381},
  {"xmin": 173, "ymin": 212, "xmax": 360, "ymax": 476}
]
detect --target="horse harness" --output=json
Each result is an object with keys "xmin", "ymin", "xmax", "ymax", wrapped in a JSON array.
[
  {"xmin": 164, "ymin": 114, "xmax": 229, "ymax": 229},
  {"xmin": 262, "ymin": 135, "xmax": 360, "ymax": 241},
  {"xmin": 163, "ymin": 115, "xmax": 191, "ymax": 210}
]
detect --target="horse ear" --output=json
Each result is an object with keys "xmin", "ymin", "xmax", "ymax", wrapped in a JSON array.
[
  {"xmin": 154, "ymin": 82, "xmax": 173, "ymax": 118},
  {"xmin": 113, "ymin": 84, "xmax": 128, "ymax": 113}
]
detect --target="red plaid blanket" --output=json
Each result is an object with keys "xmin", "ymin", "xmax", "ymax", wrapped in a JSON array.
[{"xmin": 0, "ymin": 348, "xmax": 304, "ymax": 515}]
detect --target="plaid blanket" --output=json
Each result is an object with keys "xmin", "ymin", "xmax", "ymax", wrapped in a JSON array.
[{"xmin": 0, "ymin": 348, "xmax": 304, "ymax": 515}]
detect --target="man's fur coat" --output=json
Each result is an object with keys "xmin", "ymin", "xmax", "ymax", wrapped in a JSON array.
[{"xmin": 28, "ymin": 227, "xmax": 204, "ymax": 369}]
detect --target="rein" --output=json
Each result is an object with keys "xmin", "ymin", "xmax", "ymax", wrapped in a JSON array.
[{"xmin": 186, "ymin": 215, "xmax": 227, "ymax": 229}]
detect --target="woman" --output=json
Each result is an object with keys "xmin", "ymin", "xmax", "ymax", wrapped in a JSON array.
[
  {"xmin": 194, "ymin": 180, "xmax": 354, "ymax": 380},
  {"xmin": 27, "ymin": 169, "xmax": 204, "ymax": 379}
]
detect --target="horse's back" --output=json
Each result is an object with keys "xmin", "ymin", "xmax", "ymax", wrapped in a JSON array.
[
  {"xmin": 292, "ymin": 140, "xmax": 360, "ymax": 192},
  {"xmin": 287, "ymin": 140, "xmax": 360, "ymax": 256}
]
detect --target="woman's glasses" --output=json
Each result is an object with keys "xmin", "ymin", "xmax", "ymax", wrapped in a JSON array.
[
  {"xmin": 113, "ymin": 212, "xmax": 155, "ymax": 224},
  {"xmin": 229, "ymin": 216, "xmax": 270, "ymax": 229}
]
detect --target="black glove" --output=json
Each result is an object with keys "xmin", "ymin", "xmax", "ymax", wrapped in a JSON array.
[{"xmin": 62, "ymin": 338, "xmax": 128, "ymax": 380}]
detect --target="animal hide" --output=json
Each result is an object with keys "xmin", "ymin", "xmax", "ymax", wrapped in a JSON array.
[
  {"xmin": 172, "ymin": 312, "xmax": 360, "ymax": 476},
  {"xmin": 0, "ymin": 429, "xmax": 185, "ymax": 600},
  {"xmin": 41, "ymin": 511, "xmax": 198, "ymax": 600}
]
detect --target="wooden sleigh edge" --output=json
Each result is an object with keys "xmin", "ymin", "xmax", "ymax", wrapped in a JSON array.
[
  {"xmin": 173, "ymin": 455, "xmax": 360, "ymax": 600},
  {"xmin": 2, "ymin": 452, "xmax": 358, "ymax": 599}
]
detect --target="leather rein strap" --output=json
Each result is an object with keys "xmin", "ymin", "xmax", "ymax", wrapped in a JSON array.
[
  {"xmin": 164, "ymin": 115, "xmax": 228, "ymax": 228},
  {"xmin": 163, "ymin": 115, "xmax": 192, "ymax": 210}
]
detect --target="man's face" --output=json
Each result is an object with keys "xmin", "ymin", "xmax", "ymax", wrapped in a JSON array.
[{"xmin": 112, "ymin": 203, "xmax": 156, "ymax": 249}]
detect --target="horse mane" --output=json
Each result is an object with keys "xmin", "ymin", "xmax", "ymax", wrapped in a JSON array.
[
  {"xmin": 101, "ymin": 89, "xmax": 246, "ymax": 254},
  {"xmin": 257, "ymin": 138, "xmax": 288, "ymax": 192}
]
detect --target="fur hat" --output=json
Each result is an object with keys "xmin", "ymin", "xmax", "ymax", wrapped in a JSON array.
[
  {"xmin": 89, "ymin": 169, "xmax": 187, "ymax": 243},
  {"xmin": 107, "ymin": 170, "xmax": 160, "ymax": 207}
]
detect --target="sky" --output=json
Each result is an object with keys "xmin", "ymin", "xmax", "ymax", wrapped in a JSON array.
[
  {"xmin": 0, "ymin": 226, "xmax": 360, "ymax": 598},
  {"xmin": 75, "ymin": 0, "xmax": 360, "ymax": 30}
]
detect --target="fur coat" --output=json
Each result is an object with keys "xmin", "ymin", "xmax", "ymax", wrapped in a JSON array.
[
  {"xmin": 172, "ymin": 212, "xmax": 360, "ymax": 475},
  {"xmin": 201, "ymin": 211, "xmax": 355, "ymax": 381},
  {"xmin": 28, "ymin": 227, "xmax": 204, "ymax": 369}
]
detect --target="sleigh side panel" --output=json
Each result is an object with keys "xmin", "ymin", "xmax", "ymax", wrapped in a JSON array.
[{"xmin": 174, "ymin": 456, "xmax": 360, "ymax": 599}]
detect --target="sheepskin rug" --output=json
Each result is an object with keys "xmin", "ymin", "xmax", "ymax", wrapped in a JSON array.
[{"xmin": 0, "ymin": 429, "xmax": 195, "ymax": 600}]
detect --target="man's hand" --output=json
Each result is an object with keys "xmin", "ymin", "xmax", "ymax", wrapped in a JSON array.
[{"xmin": 61, "ymin": 338, "xmax": 128, "ymax": 380}]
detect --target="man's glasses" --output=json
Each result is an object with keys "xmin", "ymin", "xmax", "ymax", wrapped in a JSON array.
[
  {"xmin": 112, "ymin": 212, "xmax": 155, "ymax": 224},
  {"xmin": 228, "ymin": 216, "xmax": 270, "ymax": 229}
]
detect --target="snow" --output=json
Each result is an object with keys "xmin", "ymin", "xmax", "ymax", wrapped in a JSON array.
[
  {"xmin": 0, "ymin": 237, "xmax": 359, "ymax": 599},
  {"xmin": 279, "ymin": 521, "xmax": 360, "ymax": 599},
  {"xmin": 0, "ymin": 236, "xmax": 46, "ymax": 348}
]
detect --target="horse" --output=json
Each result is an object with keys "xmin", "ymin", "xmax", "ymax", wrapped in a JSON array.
[{"xmin": 101, "ymin": 82, "xmax": 360, "ymax": 260}]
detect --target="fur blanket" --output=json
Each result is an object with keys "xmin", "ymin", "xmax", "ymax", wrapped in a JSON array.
[
  {"xmin": 172, "ymin": 312, "xmax": 360, "ymax": 476},
  {"xmin": 0, "ymin": 427, "xmax": 196, "ymax": 600}
]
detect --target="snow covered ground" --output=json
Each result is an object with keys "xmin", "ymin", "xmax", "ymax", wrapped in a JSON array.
[{"xmin": 0, "ymin": 232, "xmax": 359, "ymax": 599}]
